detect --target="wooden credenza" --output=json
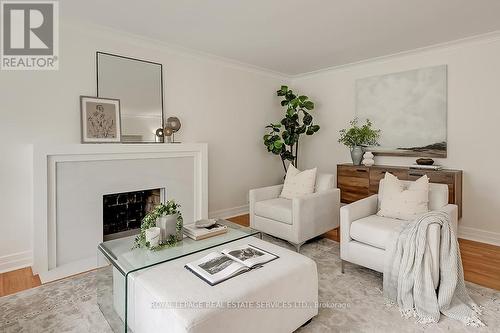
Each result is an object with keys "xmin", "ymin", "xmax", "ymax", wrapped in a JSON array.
[{"xmin": 337, "ymin": 163, "xmax": 463, "ymax": 218}]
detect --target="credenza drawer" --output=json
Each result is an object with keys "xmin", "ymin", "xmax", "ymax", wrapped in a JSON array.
[
  {"xmin": 337, "ymin": 165, "xmax": 369, "ymax": 179},
  {"xmin": 407, "ymin": 170, "xmax": 454, "ymax": 184},
  {"xmin": 369, "ymin": 167, "xmax": 407, "ymax": 194}
]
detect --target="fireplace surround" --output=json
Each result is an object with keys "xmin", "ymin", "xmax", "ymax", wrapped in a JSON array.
[{"xmin": 33, "ymin": 143, "xmax": 208, "ymax": 282}]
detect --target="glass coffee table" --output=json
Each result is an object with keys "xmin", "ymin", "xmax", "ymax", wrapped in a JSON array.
[{"xmin": 97, "ymin": 219, "xmax": 260, "ymax": 333}]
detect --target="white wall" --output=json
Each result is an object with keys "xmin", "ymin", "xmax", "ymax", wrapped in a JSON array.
[
  {"xmin": 292, "ymin": 35, "xmax": 500, "ymax": 245},
  {"xmin": 0, "ymin": 21, "xmax": 287, "ymax": 271}
]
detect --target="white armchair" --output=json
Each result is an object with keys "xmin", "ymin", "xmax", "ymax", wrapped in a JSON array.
[
  {"xmin": 340, "ymin": 179, "xmax": 458, "ymax": 287},
  {"xmin": 249, "ymin": 173, "xmax": 340, "ymax": 252}
]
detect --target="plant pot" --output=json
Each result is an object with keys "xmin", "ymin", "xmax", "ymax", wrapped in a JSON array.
[
  {"xmin": 156, "ymin": 213, "xmax": 181, "ymax": 243},
  {"xmin": 350, "ymin": 146, "xmax": 364, "ymax": 165}
]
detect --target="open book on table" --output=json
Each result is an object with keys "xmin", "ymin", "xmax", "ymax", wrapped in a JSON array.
[{"xmin": 185, "ymin": 244, "xmax": 279, "ymax": 286}]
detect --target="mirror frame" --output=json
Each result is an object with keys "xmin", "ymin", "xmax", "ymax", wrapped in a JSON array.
[{"xmin": 96, "ymin": 51, "xmax": 165, "ymax": 143}]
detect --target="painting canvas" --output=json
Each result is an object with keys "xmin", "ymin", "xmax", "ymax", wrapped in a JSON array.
[
  {"xmin": 356, "ymin": 65, "xmax": 447, "ymax": 157},
  {"xmin": 80, "ymin": 96, "xmax": 121, "ymax": 143}
]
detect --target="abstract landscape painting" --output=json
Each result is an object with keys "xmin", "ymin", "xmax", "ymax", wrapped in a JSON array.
[{"xmin": 356, "ymin": 65, "xmax": 447, "ymax": 157}]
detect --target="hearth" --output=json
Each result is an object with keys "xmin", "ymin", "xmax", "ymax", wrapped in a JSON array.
[{"xmin": 103, "ymin": 189, "xmax": 162, "ymax": 241}]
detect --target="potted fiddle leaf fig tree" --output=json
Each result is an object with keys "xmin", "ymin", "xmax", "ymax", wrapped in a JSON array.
[
  {"xmin": 338, "ymin": 118, "xmax": 381, "ymax": 165},
  {"xmin": 263, "ymin": 85, "xmax": 320, "ymax": 174}
]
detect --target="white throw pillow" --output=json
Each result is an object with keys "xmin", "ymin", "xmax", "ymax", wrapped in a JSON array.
[
  {"xmin": 280, "ymin": 165, "xmax": 317, "ymax": 199},
  {"xmin": 377, "ymin": 172, "xmax": 430, "ymax": 220}
]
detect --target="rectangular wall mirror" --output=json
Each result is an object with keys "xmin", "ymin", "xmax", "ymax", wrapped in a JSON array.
[{"xmin": 97, "ymin": 52, "xmax": 164, "ymax": 143}]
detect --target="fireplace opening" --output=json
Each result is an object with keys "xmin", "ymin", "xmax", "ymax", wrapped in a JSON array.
[{"xmin": 103, "ymin": 188, "xmax": 162, "ymax": 241}]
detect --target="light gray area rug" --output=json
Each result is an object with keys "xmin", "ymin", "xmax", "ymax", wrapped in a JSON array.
[{"xmin": 1, "ymin": 237, "xmax": 499, "ymax": 332}]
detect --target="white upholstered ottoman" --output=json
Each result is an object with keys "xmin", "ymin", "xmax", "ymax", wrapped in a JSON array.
[{"xmin": 124, "ymin": 237, "xmax": 318, "ymax": 333}]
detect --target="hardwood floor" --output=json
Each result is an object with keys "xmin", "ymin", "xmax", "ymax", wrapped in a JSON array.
[
  {"xmin": 459, "ymin": 238, "xmax": 500, "ymax": 290},
  {"xmin": 0, "ymin": 267, "xmax": 41, "ymax": 297},
  {"xmin": 228, "ymin": 214, "xmax": 500, "ymax": 291},
  {"xmin": 0, "ymin": 215, "xmax": 497, "ymax": 298}
]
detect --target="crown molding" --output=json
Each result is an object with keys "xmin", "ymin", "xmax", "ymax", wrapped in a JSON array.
[
  {"xmin": 60, "ymin": 18, "xmax": 500, "ymax": 81},
  {"xmin": 291, "ymin": 30, "xmax": 500, "ymax": 80},
  {"xmin": 60, "ymin": 18, "xmax": 291, "ymax": 80}
]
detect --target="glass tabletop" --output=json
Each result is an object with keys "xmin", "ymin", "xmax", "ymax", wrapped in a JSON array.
[{"xmin": 98, "ymin": 219, "xmax": 260, "ymax": 276}]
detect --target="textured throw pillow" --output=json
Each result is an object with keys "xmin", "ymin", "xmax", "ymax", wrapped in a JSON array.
[
  {"xmin": 377, "ymin": 172, "xmax": 430, "ymax": 220},
  {"xmin": 280, "ymin": 165, "xmax": 317, "ymax": 199}
]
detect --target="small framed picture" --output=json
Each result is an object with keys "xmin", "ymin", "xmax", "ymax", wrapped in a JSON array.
[{"xmin": 80, "ymin": 96, "xmax": 121, "ymax": 143}]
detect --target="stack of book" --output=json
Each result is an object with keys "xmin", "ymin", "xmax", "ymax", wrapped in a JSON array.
[
  {"xmin": 409, "ymin": 164, "xmax": 443, "ymax": 170},
  {"xmin": 183, "ymin": 222, "xmax": 228, "ymax": 240}
]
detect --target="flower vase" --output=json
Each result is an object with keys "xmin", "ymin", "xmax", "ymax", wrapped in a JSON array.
[{"xmin": 350, "ymin": 146, "xmax": 364, "ymax": 165}]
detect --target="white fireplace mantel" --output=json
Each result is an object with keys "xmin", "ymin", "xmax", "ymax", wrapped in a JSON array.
[{"xmin": 33, "ymin": 143, "xmax": 208, "ymax": 282}]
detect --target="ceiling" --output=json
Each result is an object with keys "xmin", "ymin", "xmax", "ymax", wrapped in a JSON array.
[{"xmin": 64, "ymin": 0, "xmax": 500, "ymax": 75}]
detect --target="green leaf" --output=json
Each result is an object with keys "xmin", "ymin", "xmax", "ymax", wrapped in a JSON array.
[
  {"xmin": 274, "ymin": 141, "xmax": 283, "ymax": 149},
  {"xmin": 303, "ymin": 101, "xmax": 314, "ymax": 110},
  {"xmin": 298, "ymin": 95, "xmax": 308, "ymax": 102},
  {"xmin": 303, "ymin": 113, "xmax": 312, "ymax": 125},
  {"xmin": 281, "ymin": 100, "xmax": 289, "ymax": 106}
]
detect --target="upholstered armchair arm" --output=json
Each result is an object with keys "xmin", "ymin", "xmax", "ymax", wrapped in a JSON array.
[
  {"xmin": 425, "ymin": 204, "xmax": 457, "ymax": 288},
  {"xmin": 340, "ymin": 195, "xmax": 378, "ymax": 252},
  {"xmin": 439, "ymin": 204, "xmax": 458, "ymax": 235},
  {"xmin": 292, "ymin": 188, "xmax": 340, "ymax": 244},
  {"xmin": 249, "ymin": 184, "xmax": 283, "ymax": 227}
]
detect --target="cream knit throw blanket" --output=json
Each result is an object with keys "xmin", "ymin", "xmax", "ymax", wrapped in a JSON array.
[{"xmin": 383, "ymin": 211, "xmax": 485, "ymax": 326}]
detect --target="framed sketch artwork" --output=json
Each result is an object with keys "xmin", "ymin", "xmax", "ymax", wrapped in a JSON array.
[
  {"xmin": 80, "ymin": 96, "xmax": 121, "ymax": 143},
  {"xmin": 356, "ymin": 65, "xmax": 447, "ymax": 157}
]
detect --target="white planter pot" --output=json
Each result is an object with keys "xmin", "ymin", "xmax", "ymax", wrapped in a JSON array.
[
  {"xmin": 156, "ymin": 213, "xmax": 179, "ymax": 243},
  {"xmin": 145, "ymin": 227, "xmax": 161, "ymax": 247}
]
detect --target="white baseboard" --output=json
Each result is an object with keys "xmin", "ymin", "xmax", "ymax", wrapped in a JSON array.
[
  {"xmin": 0, "ymin": 250, "xmax": 33, "ymax": 274},
  {"xmin": 458, "ymin": 226, "xmax": 500, "ymax": 247},
  {"xmin": 209, "ymin": 204, "xmax": 249, "ymax": 220}
]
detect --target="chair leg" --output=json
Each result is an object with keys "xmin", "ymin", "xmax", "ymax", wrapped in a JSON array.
[
  {"xmin": 259, "ymin": 232, "xmax": 263, "ymax": 240},
  {"xmin": 294, "ymin": 242, "xmax": 305, "ymax": 253},
  {"xmin": 341, "ymin": 260, "xmax": 345, "ymax": 274}
]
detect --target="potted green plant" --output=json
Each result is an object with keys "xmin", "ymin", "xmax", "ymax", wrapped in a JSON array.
[
  {"xmin": 133, "ymin": 200, "xmax": 183, "ymax": 250},
  {"xmin": 338, "ymin": 118, "xmax": 381, "ymax": 165},
  {"xmin": 263, "ymin": 85, "xmax": 320, "ymax": 173}
]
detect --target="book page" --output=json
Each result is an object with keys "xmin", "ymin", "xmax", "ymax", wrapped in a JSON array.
[
  {"xmin": 222, "ymin": 245, "xmax": 278, "ymax": 268},
  {"xmin": 186, "ymin": 252, "xmax": 247, "ymax": 285}
]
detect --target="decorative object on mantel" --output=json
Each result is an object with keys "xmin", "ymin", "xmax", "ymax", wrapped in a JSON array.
[
  {"xmin": 362, "ymin": 151, "xmax": 375, "ymax": 166},
  {"xmin": 80, "ymin": 96, "xmax": 121, "ymax": 143},
  {"xmin": 338, "ymin": 118, "xmax": 380, "ymax": 165},
  {"xmin": 155, "ymin": 128, "xmax": 164, "ymax": 143},
  {"xmin": 165, "ymin": 116, "xmax": 182, "ymax": 143},
  {"xmin": 133, "ymin": 200, "xmax": 183, "ymax": 250},
  {"xmin": 164, "ymin": 126, "xmax": 174, "ymax": 143},
  {"xmin": 263, "ymin": 85, "xmax": 320, "ymax": 174},
  {"xmin": 416, "ymin": 158, "xmax": 434, "ymax": 165},
  {"xmin": 356, "ymin": 65, "xmax": 447, "ymax": 157}
]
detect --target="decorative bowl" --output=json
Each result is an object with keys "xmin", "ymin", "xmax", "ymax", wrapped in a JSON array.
[{"xmin": 416, "ymin": 158, "xmax": 434, "ymax": 165}]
